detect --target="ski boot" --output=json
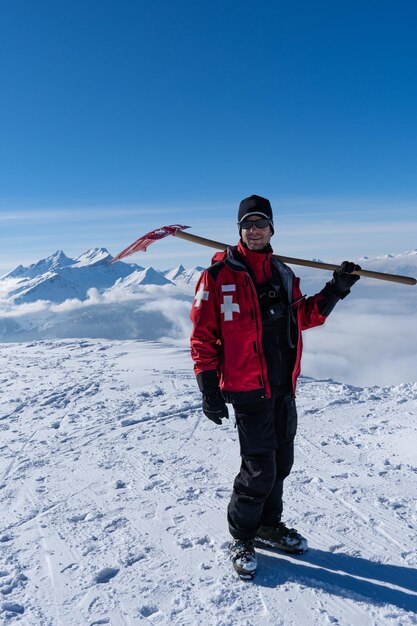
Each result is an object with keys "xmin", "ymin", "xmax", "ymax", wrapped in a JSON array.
[
  {"xmin": 255, "ymin": 522, "xmax": 308, "ymax": 554},
  {"xmin": 229, "ymin": 539, "xmax": 257, "ymax": 580}
]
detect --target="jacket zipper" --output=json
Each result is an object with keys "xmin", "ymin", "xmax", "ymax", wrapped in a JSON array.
[{"xmin": 246, "ymin": 274, "xmax": 267, "ymax": 395}]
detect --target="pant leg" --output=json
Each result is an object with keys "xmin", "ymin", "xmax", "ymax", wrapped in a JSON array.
[
  {"xmin": 227, "ymin": 399, "xmax": 277, "ymax": 540},
  {"xmin": 260, "ymin": 390, "xmax": 298, "ymax": 526}
]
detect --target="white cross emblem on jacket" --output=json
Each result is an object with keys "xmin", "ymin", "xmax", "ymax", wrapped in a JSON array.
[
  {"xmin": 221, "ymin": 285, "xmax": 240, "ymax": 321},
  {"xmin": 194, "ymin": 284, "xmax": 209, "ymax": 308}
]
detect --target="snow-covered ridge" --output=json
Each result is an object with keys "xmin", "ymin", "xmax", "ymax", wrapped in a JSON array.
[
  {"xmin": 0, "ymin": 248, "xmax": 204, "ymax": 305},
  {"xmin": 357, "ymin": 249, "xmax": 417, "ymax": 278},
  {"xmin": 2, "ymin": 246, "xmax": 416, "ymax": 306}
]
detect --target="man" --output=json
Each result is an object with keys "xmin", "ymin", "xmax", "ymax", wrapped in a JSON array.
[{"xmin": 190, "ymin": 195, "xmax": 360, "ymax": 579}]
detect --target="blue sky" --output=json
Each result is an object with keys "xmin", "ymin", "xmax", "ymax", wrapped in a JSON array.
[{"xmin": 1, "ymin": 0, "xmax": 417, "ymax": 273}]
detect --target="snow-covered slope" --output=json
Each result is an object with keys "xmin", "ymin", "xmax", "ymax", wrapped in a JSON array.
[
  {"xmin": 2, "ymin": 248, "xmax": 145, "ymax": 304},
  {"xmin": 0, "ymin": 339, "xmax": 416, "ymax": 624}
]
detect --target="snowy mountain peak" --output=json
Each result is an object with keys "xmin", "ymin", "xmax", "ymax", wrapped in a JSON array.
[
  {"xmin": 1, "ymin": 248, "xmax": 140, "ymax": 305},
  {"xmin": 3, "ymin": 249, "xmax": 73, "ymax": 280},
  {"xmin": 129, "ymin": 267, "xmax": 173, "ymax": 286},
  {"xmin": 39, "ymin": 249, "xmax": 73, "ymax": 268},
  {"xmin": 49, "ymin": 249, "xmax": 69, "ymax": 262},
  {"xmin": 73, "ymin": 248, "xmax": 112, "ymax": 267},
  {"xmin": 163, "ymin": 264, "xmax": 186, "ymax": 281},
  {"xmin": 163, "ymin": 265, "xmax": 204, "ymax": 285},
  {"xmin": 2, "ymin": 264, "xmax": 26, "ymax": 279}
]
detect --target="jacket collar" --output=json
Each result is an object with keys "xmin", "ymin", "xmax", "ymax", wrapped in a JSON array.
[
  {"xmin": 213, "ymin": 243, "xmax": 295, "ymax": 304},
  {"xmin": 232, "ymin": 241, "xmax": 273, "ymax": 283}
]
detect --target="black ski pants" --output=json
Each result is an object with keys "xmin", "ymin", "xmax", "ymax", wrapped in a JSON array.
[{"xmin": 227, "ymin": 387, "xmax": 298, "ymax": 540}]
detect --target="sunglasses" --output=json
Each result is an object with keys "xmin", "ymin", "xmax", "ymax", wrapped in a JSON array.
[{"xmin": 239, "ymin": 218, "xmax": 271, "ymax": 230}]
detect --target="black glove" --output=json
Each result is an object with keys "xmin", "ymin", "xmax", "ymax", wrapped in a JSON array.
[
  {"xmin": 202, "ymin": 389, "xmax": 229, "ymax": 425},
  {"xmin": 332, "ymin": 261, "xmax": 361, "ymax": 297},
  {"xmin": 196, "ymin": 369, "xmax": 229, "ymax": 425}
]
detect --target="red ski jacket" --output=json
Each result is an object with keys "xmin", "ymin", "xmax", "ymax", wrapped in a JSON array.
[{"xmin": 190, "ymin": 242, "xmax": 328, "ymax": 402}]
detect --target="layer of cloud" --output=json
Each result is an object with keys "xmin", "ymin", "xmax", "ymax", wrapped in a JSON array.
[{"xmin": 0, "ymin": 279, "xmax": 415, "ymax": 388}]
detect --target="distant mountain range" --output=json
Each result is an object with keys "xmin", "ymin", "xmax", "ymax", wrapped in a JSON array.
[
  {"xmin": 357, "ymin": 249, "xmax": 417, "ymax": 278},
  {"xmin": 1, "ymin": 248, "xmax": 204, "ymax": 304},
  {"xmin": 1, "ymin": 246, "xmax": 416, "ymax": 307}
]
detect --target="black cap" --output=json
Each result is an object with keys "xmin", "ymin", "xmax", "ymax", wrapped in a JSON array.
[{"xmin": 237, "ymin": 195, "xmax": 274, "ymax": 234}]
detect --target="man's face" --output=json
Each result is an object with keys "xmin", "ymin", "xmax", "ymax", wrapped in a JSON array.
[{"xmin": 240, "ymin": 215, "xmax": 272, "ymax": 251}]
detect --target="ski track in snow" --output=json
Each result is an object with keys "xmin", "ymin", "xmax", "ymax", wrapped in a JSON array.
[{"xmin": 0, "ymin": 339, "xmax": 416, "ymax": 625}]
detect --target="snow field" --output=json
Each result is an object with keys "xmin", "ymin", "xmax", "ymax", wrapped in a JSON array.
[{"xmin": 0, "ymin": 339, "xmax": 416, "ymax": 625}]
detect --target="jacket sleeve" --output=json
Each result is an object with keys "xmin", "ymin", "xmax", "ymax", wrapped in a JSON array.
[
  {"xmin": 291, "ymin": 275, "xmax": 327, "ymax": 331},
  {"xmin": 190, "ymin": 270, "xmax": 222, "ymax": 376},
  {"xmin": 297, "ymin": 294, "xmax": 327, "ymax": 331},
  {"xmin": 296, "ymin": 280, "xmax": 345, "ymax": 331}
]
